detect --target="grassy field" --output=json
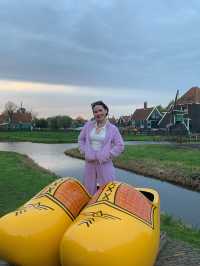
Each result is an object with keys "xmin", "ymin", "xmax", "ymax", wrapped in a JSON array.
[
  {"xmin": 0, "ymin": 130, "xmax": 171, "ymax": 143},
  {"xmin": 1, "ymin": 130, "xmax": 200, "ymax": 144},
  {"xmin": 65, "ymin": 145, "xmax": 200, "ymax": 191},
  {"xmin": 122, "ymin": 134, "xmax": 167, "ymax": 141},
  {"xmin": 119, "ymin": 144, "xmax": 200, "ymax": 188},
  {"xmin": 119, "ymin": 144, "xmax": 200, "ymax": 173},
  {"xmin": 0, "ymin": 150, "xmax": 199, "ymax": 248},
  {"xmin": 123, "ymin": 133, "xmax": 200, "ymax": 143},
  {"xmin": 0, "ymin": 131, "xmax": 79, "ymax": 143}
]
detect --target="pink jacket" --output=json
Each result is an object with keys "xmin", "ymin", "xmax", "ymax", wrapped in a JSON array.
[{"xmin": 78, "ymin": 120, "xmax": 124, "ymax": 195}]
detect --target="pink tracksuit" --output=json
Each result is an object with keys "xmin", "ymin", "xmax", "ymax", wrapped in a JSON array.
[{"xmin": 78, "ymin": 120, "xmax": 124, "ymax": 195}]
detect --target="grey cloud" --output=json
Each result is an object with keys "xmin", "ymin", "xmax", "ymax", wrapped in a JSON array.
[{"xmin": 0, "ymin": 0, "xmax": 200, "ymax": 91}]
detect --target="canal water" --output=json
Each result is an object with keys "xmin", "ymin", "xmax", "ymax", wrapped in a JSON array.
[{"xmin": 0, "ymin": 141, "xmax": 199, "ymax": 228}]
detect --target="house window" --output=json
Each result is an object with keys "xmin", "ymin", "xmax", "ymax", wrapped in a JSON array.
[
  {"xmin": 151, "ymin": 111, "xmax": 160, "ymax": 120},
  {"xmin": 147, "ymin": 120, "xmax": 151, "ymax": 128}
]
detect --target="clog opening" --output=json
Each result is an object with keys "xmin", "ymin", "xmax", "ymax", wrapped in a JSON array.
[{"xmin": 140, "ymin": 191, "xmax": 154, "ymax": 202}]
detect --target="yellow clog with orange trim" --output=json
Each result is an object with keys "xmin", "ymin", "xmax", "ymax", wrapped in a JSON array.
[
  {"xmin": 60, "ymin": 182, "xmax": 160, "ymax": 266},
  {"xmin": 0, "ymin": 177, "xmax": 90, "ymax": 266}
]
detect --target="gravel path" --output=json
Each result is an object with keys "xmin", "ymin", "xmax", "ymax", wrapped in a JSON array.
[{"xmin": 156, "ymin": 238, "xmax": 200, "ymax": 266}]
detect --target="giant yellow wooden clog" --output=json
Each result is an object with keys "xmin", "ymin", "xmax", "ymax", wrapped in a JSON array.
[
  {"xmin": 60, "ymin": 182, "xmax": 160, "ymax": 266},
  {"xmin": 0, "ymin": 177, "xmax": 90, "ymax": 266}
]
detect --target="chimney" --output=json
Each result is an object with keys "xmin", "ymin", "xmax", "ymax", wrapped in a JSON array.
[{"xmin": 144, "ymin": 101, "xmax": 147, "ymax": 109}]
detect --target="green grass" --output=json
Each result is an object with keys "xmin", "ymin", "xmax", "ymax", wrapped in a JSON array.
[
  {"xmin": 0, "ymin": 131, "xmax": 79, "ymax": 143},
  {"xmin": 118, "ymin": 145, "xmax": 200, "ymax": 176},
  {"xmin": 1, "ymin": 130, "xmax": 200, "ymax": 144},
  {"xmin": 0, "ymin": 151, "xmax": 57, "ymax": 216},
  {"xmin": 123, "ymin": 133, "xmax": 200, "ymax": 143},
  {"xmin": 0, "ymin": 130, "xmax": 162, "ymax": 143},
  {"xmin": 122, "ymin": 134, "xmax": 167, "ymax": 141},
  {"xmin": 120, "ymin": 144, "xmax": 200, "ymax": 167},
  {"xmin": 161, "ymin": 213, "xmax": 200, "ymax": 248}
]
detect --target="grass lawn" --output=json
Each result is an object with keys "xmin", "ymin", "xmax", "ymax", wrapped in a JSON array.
[
  {"xmin": 0, "ymin": 150, "xmax": 199, "ymax": 248},
  {"xmin": 0, "ymin": 131, "xmax": 173, "ymax": 143},
  {"xmin": 0, "ymin": 131, "xmax": 79, "ymax": 143},
  {"xmin": 119, "ymin": 144, "xmax": 200, "ymax": 175},
  {"xmin": 118, "ymin": 145, "xmax": 200, "ymax": 188},
  {"xmin": 1, "ymin": 130, "xmax": 200, "ymax": 144},
  {"xmin": 122, "ymin": 134, "xmax": 165, "ymax": 141}
]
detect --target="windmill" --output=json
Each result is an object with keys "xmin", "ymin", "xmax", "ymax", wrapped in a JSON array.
[
  {"xmin": 170, "ymin": 89, "xmax": 179, "ymax": 126},
  {"xmin": 169, "ymin": 90, "xmax": 190, "ymax": 135}
]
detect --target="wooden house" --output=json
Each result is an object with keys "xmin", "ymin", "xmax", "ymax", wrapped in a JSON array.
[
  {"xmin": 159, "ymin": 87, "xmax": 200, "ymax": 133},
  {"xmin": 131, "ymin": 102, "xmax": 162, "ymax": 130}
]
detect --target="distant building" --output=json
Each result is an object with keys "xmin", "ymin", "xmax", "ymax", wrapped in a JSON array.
[
  {"xmin": 0, "ymin": 113, "xmax": 9, "ymax": 129},
  {"xmin": 159, "ymin": 87, "xmax": 200, "ymax": 133},
  {"xmin": 72, "ymin": 116, "xmax": 87, "ymax": 128},
  {"xmin": 12, "ymin": 109, "xmax": 33, "ymax": 130},
  {"xmin": 132, "ymin": 102, "xmax": 162, "ymax": 130},
  {"xmin": 0, "ymin": 105, "xmax": 33, "ymax": 130},
  {"xmin": 108, "ymin": 115, "xmax": 118, "ymax": 125},
  {"xmin": 117, "ymin": 115, "xmax": 132, "ymax": 127}
]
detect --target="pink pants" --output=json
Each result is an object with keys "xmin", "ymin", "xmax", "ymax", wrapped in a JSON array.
[{"xmin": 83, "ymin": 160, "xmax": 116, "ymax": 195}]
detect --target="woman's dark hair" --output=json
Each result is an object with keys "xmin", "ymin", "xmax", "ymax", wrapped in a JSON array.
[{"xmin": 91, "ymin": 101, "xmax": 109, "ymax": 116}]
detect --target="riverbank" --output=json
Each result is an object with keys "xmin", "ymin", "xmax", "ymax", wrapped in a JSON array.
[
  {"xmin": 0, "ymin": 151, "xmax": 199, "ymax": 248},
  {"xmin": 65, "ymin": 145, "xmax": 200, "ymax": 192}
]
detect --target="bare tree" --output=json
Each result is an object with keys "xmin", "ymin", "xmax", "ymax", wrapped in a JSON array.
[
  {"xmin": 30, "ymin": 108, "xmax": 38, "ymax": 120},
  {"xmin": 4, "ymin": 101, "xmax": 17, "ymax": 123}
]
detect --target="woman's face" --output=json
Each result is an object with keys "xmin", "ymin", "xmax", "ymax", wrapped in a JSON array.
[{"xmin": 93, "ymin": 104, "xmax": 107, "ymax": 122}]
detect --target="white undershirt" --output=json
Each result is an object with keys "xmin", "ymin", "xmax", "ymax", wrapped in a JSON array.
[{"xmin": 90, "ymin": 124, "xmax": 106, "ymax": 151}]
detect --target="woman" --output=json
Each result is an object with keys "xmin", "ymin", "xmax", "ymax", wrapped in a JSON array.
[{"xmin": 78, "ymin": 101, "xmax": 124, "ymax": 195}]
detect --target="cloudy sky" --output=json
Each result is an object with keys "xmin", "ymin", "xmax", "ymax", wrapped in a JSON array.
[{"xmin": 0, "ymin": 0, "xmax": 200, "ymax": 119}]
